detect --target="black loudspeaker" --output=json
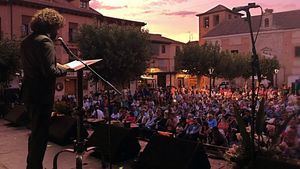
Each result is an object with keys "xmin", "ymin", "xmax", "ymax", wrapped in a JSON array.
[
  {"xmin": 49, "ymin": 116, "xmax": 88, "ymax": 146},
  {"xmin": 87, "ymin": 124, "xmax": 141, "ymax": 163},
  {"xmin": 136, "ymin": 135, "xmax": 211, "ymax": 169},
  {"xmin": 4, "ymin": 104, "xmax": 28, "ymax": 125}
]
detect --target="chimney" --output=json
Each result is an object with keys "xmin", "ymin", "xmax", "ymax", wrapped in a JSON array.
[{"xmin": 265, "ymin": 9, "xmax": 274, "ymax": 14}]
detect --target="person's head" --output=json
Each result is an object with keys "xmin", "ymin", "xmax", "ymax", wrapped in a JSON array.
[{"xmin": 30, "ymin": 8, "xmax": 64, "ymax": 39}]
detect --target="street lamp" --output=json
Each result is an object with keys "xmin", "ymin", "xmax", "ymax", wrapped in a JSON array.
[
  {"xmin": 208, "ymin": 67, "xmax": 214, "ymax": 97},
  {"xmin": 274, "ymin": 69, "xmax": 279, "ymax": 88}
]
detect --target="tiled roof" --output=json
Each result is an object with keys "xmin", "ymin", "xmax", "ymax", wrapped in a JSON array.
[
  {"xmin": 196, "ymin": 4, "xmax": 242, "ymax": 16},
  {"xmin": 1, "ymin": 0, "xmax": 146, "ymax": 25},
  {"xmin": 203, "ymin": 10, "xmax": 300, "ymax": 38},
  {"xmin": 186, "ymin": 41, "xmax": 199, "ymax": 45},
  {"xmin": 150, "ymin": 34, "xmax": 184, "ymax": 44},
  {"xmin": 102, "ymin": 15, "xmax": 146, "ymax": 27},
  {"xmin": 10, "ymin": 0, "xmax": 102, "ymax": 17}
]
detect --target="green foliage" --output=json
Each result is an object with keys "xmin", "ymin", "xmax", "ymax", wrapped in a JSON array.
[
  {"xmin": 234, "ymin": 105, "xmax": 252, "ymax": 158},
  {"xmin": 260, "ymin": 57, "xmax": 280, "ymax": 81},
  {"xmin": 175, "ymin": 43, "xmax": 206, "ymax": 75},
  {"xmin": 175, "ymin": 44, "xmax": 280, "ymax": 81},
  {"xmin": 0, "ymin": 38, "xmax": 20, "ymax": 84},
  {"xmin": 175, "ymin": 42, "xmax": 220, "ymax": 76},
  {"xmin": 77, "ymin": 24, "xmax": 151, "ymax": 86}
]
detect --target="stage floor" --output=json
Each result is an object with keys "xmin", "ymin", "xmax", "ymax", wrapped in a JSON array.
[{"xmin": 0, "ymin": 119, "xmax": 230, "ymax": 169}]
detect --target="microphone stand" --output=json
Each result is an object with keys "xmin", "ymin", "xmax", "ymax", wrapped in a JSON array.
[
  {"xmin": 245, "ymin": 8, "xmax": 261, "ymax": 166},
  {"xmin": 53, "ymin": 39, "xmax": 121, "ymax": 169}
]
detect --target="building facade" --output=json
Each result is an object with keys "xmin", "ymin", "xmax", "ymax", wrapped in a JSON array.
[
  {"xmin": 130, "ymin": 34, "xmax": 186, "ymax": 91},
  {"xmin": 197, "ymin": 5, "xmax": 300, "ymax": 87},
  {"xmin": 0, "ymin": 0, "xmax": 145, "ymax": 99}
]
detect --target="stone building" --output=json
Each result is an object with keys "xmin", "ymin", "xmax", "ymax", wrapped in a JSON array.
[
  {"xmin": 197, "ymin": 5, "xmax": 300, "ymax": 87},
  {"xmin": 0, "ymin": 0, "xmax": 145, "ymax": 99}
]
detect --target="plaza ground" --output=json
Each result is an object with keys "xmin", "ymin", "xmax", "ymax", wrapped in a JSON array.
[{"xmin": 0, "ymin": 119, "xmax": 230, "ymax": 169}]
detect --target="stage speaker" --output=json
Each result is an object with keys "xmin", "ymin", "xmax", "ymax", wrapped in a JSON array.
[
  {"xmin": 49, "ymin": 115, "xmax": 88, "ymax": 146},
  {"xmin": 135, "ymin": 135, "xmax": 211, "ymax": 169},
  {"xmin": 87, "ymin": 123, "xmax": 141, "ymax": 163},
  {"xmin": 4, "ymin": 104, "xmax": 28, "ymax": 125}
]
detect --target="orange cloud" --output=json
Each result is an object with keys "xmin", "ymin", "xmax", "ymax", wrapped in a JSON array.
[
  {"xmin": 148, "ymin": 0, "xmax": 189, "ymax": 6},
  {"xmin": 90, "ymin": 0, "xmax": 128, "ymax": 10},
  {"xmin": 163, "ymin": 11, "xmax": 197, "ymax": 17}
]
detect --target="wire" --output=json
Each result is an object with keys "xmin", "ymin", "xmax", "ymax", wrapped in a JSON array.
[{"xmin": 254, "ymin": 6, "xmax": 264, "ymax": 44}]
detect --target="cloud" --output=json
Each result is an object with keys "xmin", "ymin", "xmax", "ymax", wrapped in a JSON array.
[
  {"xmin": 141, "ymin": 10, "xmax": 156, "ymax": 14},
  {"xmin": 126, "ymin": 10, "xmax": 157, "ymax": 17},
  {"xmin": 89, "ymin": 0, "xmax": 128, "ymax": 10},
  {"xmin": 101, "ymin": 5, "xmax": 128, "ymax": 10},
  {"xmin": 163, "ymin": 11, "xmax": 197, "ymax": 17},
  {"xmin": 148, "ymin": 0, "xmax": 188, "ymax": 6},
  {"xmin": 90, "ymin": 0, "xmax": 102, "ymax": 9},
  {"xmin": 148, "ymin": 1, "xmax": 168, "ymax": 6}
]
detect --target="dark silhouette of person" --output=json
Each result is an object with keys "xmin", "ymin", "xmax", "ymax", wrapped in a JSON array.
[{"xmin": 21, "ymin": 8, "xmax": 69, "ymax": 169}]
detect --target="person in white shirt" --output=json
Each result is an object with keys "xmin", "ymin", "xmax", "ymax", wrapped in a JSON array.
[{"xmin": 92, "ymin": 106, "xmax": 104, "ymax": 120}]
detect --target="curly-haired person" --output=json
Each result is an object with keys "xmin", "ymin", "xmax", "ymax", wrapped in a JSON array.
[{"xmin": 21, "ymin": 8, "xmax": 69, "ymax": 169}]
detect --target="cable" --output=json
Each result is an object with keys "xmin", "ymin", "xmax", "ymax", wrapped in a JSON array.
[{"xmin": 254, "ymin": 6, "xmax": 264, "ymax": 44}]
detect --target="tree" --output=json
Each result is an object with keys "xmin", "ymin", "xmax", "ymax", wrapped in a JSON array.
[
  {"xmin": 175, "ymin": 43, "xmax": 206, "ymax": 75},
  {"xmin": 77, "ymin": 24, "xmax": 151, "ymax": 87},
  {"xmin": 0, "ymin": 38, "xmax": 20, "ymax": 85},
  {"xmin": 175, "ymin": 42, "xmax": 222, "ymax": 76},
  {"xmin": 260, "ymin": 56, "xmax": 280, "ymax": 82}
]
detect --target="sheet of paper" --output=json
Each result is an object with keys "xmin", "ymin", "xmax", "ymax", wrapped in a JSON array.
[{"xmin": 64, "ymin": 59, "xmax": 102, "ymax": 71}]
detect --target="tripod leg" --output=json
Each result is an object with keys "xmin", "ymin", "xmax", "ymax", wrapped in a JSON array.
[
  {"xmin": 53, "ymin": 149, "xmax": 74, "ymax": 169},
  {"xmin": 76, "ymin": 153, "xmax": 83, "ymax": 169}
]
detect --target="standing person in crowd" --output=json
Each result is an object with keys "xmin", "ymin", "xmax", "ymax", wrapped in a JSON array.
[{"xmin": 21, "ymin": 8, "xmax": 69, "ymax": 169}]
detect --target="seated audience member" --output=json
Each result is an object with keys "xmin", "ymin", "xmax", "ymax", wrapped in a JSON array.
[
  {"xmin": 176, "ymin": 117, "xmax": 187, "ymax": 138},
  {"xmin": 184, "ymin": 117, "xmax": 201, "ymax": 141},
  {"xmin": 123, "ymin": 112, "xmax": 136, "ymax": 124},
  {"xmin": 91, "ymin": 106, "xmax": 105, "ymax": 120},
  {"xmin": 207, "ymin": 113, "xmax": 217, "ymax": 129}
]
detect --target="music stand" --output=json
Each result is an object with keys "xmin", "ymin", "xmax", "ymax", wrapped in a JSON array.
[{"xmin": 53, "ymin": 39, "xmax": 121, "ymax": 169}]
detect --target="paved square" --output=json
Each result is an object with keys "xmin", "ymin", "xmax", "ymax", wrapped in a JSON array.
[{"xmin": 0, "ymin": 119, "xmax": 229, "ymax": 169}]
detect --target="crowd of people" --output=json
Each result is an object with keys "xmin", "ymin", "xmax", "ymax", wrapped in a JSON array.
[{"xmin": 55, "ymin": 85, "xmax": 299, "ymax": 159}]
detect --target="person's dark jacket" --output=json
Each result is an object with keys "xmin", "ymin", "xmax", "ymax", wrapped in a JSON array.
[{"xmin": 21, "ymin": 33, "xmax": 66, "ymax": 105}]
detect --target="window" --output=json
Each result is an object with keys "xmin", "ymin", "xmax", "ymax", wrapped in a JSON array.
[
  {"xmin": 21, "ymin": 15, "xmax": 32, "ymax": 37},
  {"xmin": 204, "ymin": 17, "xmax": 209, "ymax": 28},
  {"xmin": 265, "ymin": 18, "xmax": 270, "ymax": 27},
  {"xmin": 231, "ymin": 50, "xmax": 239, "ymax": 54},
  {"xmin": 80, "ymin": 1, "xmax": 88, "ymax": 8},
  {"xmin": 295, "ymin": 47, "xmax": 300, "ymax": 57},
  {"xmin": 161, "ymin": 45, "xmax": 166, "ymax": 54},
  {"xmin": 69, "ymin": 22, "xmax": 78, "ymax": 42},
  {"xmin": 213, "ymin": 15, "xmax": 219, "ymax": 26},
  {"xmin": 228, "ymin": 14, "xmax": 232, "ymax": 19}
]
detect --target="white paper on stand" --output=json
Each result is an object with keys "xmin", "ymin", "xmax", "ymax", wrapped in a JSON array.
[{"xmin": 64, "ymin": 59, "xmax": 102, "ymax": 71}]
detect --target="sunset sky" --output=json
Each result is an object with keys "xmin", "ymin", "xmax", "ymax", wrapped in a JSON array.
[{"xmin": 90, "ymin": 0, "xmax": 300, "ymax": 43}]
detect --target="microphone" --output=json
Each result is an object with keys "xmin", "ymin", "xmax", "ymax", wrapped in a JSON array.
[
  {"xmin": 57, "ymin": 37, "xmax": 75, "ymax": 57},
  {"xmin": 232, "ymin": 3, "xmax": 260, "ymax": 12}
]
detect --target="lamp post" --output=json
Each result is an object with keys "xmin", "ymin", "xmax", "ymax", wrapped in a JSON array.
[
  {"xmin": 208, "ymin": 67, "xmax": 214, "ymax": 97},
  {"xmin": 274, "ymin": 69, "xmax": 279, "ymax": 88}
]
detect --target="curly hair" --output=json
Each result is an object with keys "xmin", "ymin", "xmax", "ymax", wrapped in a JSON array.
[{"xmin": 30, "ymin": 8, "xmax": 64, "ymax": 33}]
